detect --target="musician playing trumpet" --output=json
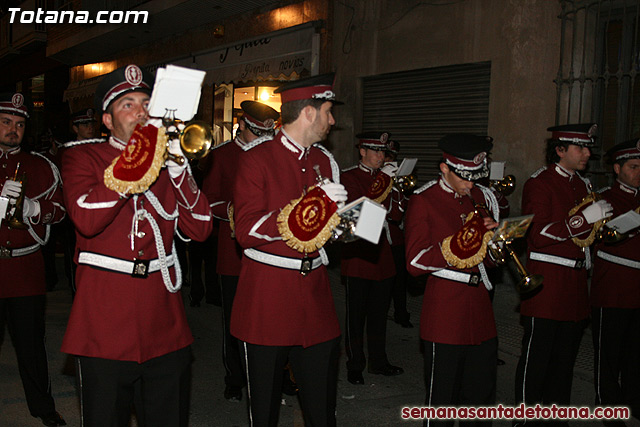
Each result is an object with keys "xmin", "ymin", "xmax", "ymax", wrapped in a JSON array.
[
  {"xmin": 60, "ymin": 65, "xmax": 212, "ymax": 425},
  {"xmin": 590, "ymin": 139, "xmax": 640, "ymax": 417},
  {"xmin": 515, "ymin": 124, "xmax": 612, "ymax": 424},
  {"xmin": 404, "ymin": 134, "xmax": 500, "ymax": 422}
]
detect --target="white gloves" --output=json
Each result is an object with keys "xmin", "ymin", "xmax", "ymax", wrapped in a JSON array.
[
  {"xmin": 166, "ymin": 138, "xmax": 188, "ymax": 178},
  {"xmin": 582, "ymin": 200, "xmax": 613, "ymax": 224},
  {"xmin": 320, "ymin": 182, "xmax": 348, "ymax": 206},
  {"xmin": 380, "ymin": 162, "xmax": 398, "ymax": 177},
  {"xmin": 23, "ymin": 197, "xmax": 40, "ymax": 218},
  {"xmin": 1, "ymin": 180, "xmax": 21, "ymax": 201}
]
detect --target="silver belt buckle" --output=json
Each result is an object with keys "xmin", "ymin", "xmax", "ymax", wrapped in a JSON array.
[
  {"xmin": 299, "ymin": 255, "xmax": 312, "ymax": 276},
  {"xmin": 574, "ymin": 259, "xmax": 585, "ymax": 269},
  {"xmin": 131, "ymin": 259, "xmax": 150, "ymax": 278},
  {"xmin": 0, "ymin": 247, "xmax": 11, "ymax": 259},
  {"xmin": 468, "ymin": 272, "xmax": 481, "ymax": 287}
]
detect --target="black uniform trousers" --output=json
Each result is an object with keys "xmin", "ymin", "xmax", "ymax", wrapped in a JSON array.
[
  {"xmin": 243, "ymin": 337, "xmax": 340, "ymax": 427},
  {"xmin": 390, "ymin": 244, "xmax": 410, "ymax": 323},
  {"xmin": 189, "ymin": 234, "xmax": 220, "ymax": 305},
  {"xmin": 221, "ymin": 274, "xmax": 245, "ymax": 389},
  {"xmin": 0, "ymin": 294, "xmax": 56, "ymax": 418},
  {"xmin": 345, "ymin": 276, "xmax": 394, "ymax": 372},
  {"xmin": 514, "ymin": 316, "xmax": 587, "ymax": 427},
  {"xmin": 76, "ymin": 345, "xmax": 192, "ymax": 427},
  {"xmin": 422, "ymin": 337, "xmax": 497, "ymax": 427},
  {"xmin": 592, "ymin": 307, "xmax": 640, "ymax": 415}
]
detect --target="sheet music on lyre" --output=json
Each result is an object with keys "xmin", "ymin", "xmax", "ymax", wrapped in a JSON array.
[{"xmin": 147, "ymin": 65, "xmax": 206, "ymax": 122}]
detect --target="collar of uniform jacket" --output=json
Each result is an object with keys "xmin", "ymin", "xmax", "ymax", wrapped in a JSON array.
[
  {"xmin": 279, "ymin": 129, "xmax": 309, "ymax": 160},
  {"xmin": 358, "ymin": 162, "xmax": 377, "ymax": 175},
  {"xmin": 617, "ymin": 179, "xmax": 638, "ymax": 195},
  {"xmin": 554, "ymin": 163, "xmax": 576, "ymax": 180},
  {"xmin": 438, "ymin": 175, "xmax": 463, "ymax": 198},
  {"xmin": 0, "ymin": 146, "xmax": 20, "ymax": 159}
]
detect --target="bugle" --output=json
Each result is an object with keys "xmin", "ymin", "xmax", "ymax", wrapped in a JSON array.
[
  {"xmin": 394, "ymin": 174, "xmax": 417, "ymax": 195},
  {"xmin": 6, "ymin": 163, "xmax": 27, "ymax": 230},
  {"xmin": 162, "ymin": 115, "xmax": 213, "ymax": 165},
  {"xmin": 313, "ymin": 165, "xmax": 359, "ymax": 243},
  {"xmin": 466, "ymin": 192, "xmax": 543, "ymax": 295},
  {"xmin": 490, "ymin": 174, "xmax": 516, "ymax": 196}
]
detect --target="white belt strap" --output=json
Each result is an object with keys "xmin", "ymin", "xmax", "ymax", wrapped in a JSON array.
[
  {"xmin": 0, "ymin": 242, "xmax": 40, "ymax": 258},
  {"xmin": 529, "ymin": 251, "xmax": 586, "ymax": 269},
  {"xmin": 78, "ymin": 251, "xmax": 176, "ymax": 275},
  {"xmin": 432, "ymin": 268, "xmax": 482, "ymax": 286},
  {"xmin": 243, "ymin": 248, "xmax": 323, "ymax": 271},
  {"xmin": 596, "ymin": 250, "xmax": 640, "ymax": 270}
]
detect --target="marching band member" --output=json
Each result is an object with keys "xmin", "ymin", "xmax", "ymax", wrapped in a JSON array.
[
  {"xmin": 404, "ymin": 134, "xmax": 499, "ymax": 424},
  {"xmin": 341, "ymin": 131, "xmax": 404, "ymax": 385},
  {"xmin": 60, "ymin": 65, "xmax": 212, "ymax": 425},
  {"xmin": 202, "ymin": 100, "xmax": 279, "ymax": 402},
  {"xmin": 0, "ymin": 93, "xmax": 66, "ymax": 426},
  {"xmin": 591, "ymin": 139, "xmax": 640, "ymax": 420},
  {"xmin": 231, "ymin": 73, "xmax": 345, "ymax": 426},
  {"xmin": 515, "ymin": 124, "xmax": 612, "ymax": 423}
]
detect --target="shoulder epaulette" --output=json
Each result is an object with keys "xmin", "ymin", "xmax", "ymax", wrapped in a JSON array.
[
  {"xmin": 242, "ymin": 134, "xmax": 272, "ymax": 151},
  {"xmin": 63, "ymin": 138, "xmax": 107, "ymax": 149},
  {"xmin": 597, "ymin": 186, "xmax": 611, "ymax": 194},
  {"xmin": 530, "ymin": 166, "xmax": 547, "ymax": 178},
  {"xmin": 414, "ymin": 179, "xmax": 437, "ymax": 195},
  {"xmin": 313, "ymin": 143, "xmax": 341, "ymax": 183},
  {"xmin": 341, "ymin": 165, "xmax": 357, "ymax": 173}
]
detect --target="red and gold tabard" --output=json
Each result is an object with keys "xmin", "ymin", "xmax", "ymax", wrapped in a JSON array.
[
  {"xmin": 0, "ymin": 148, "xmax": 65, "ymax": 298},
  {"xmin": 340, "ymin": 163, "xmax": 397, "ymax": 280},
  {"xmin": 231, "ymin": 130, "xmax": 341, "ymax": 347},
  {"xmin": 366, "ymin": 171, "xmax": 393, "ymax": 204},
  {"xmin": 590, "ymin": 181, "xmax": 640, "ymax": 309},
  {"xmin": 520, "ymin": 164, "xmax": 592, "ymax": 321},
  {"xmin": 104, "ymin": 123, "xmax": 166, "ymax": 195},
  {"xmin": 405, "ymin": 178, "xmax": 497, "ymax": 345},
  {"xmin": 202, "ymin": 138, "xmax": 246, "ymax": 276},
  {"xmin": 60, "ymin": 138, "xmax": 212, "ymax": 363}
]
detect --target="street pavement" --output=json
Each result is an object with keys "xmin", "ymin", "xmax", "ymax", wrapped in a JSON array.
[{"xmin": 1, "ymin": 255, "xmax": 638, "ymax": 426}]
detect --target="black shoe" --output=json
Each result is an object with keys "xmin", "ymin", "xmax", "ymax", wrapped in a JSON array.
[
  {"xmin": 395, "ymin": 318, "xmax": 414, "ymax": 328},
  {"xmin": 497, "ymin": 358, "xmax": 505, "ymax": 366},
  {"xmin": 224, "ymin": 385, "xmax": 242, "ymax": 402},
  {"xmin": 38, "ymin": 411, "xmax": 66, "ymax": 426},
  {"xmin": 347, "ymin": 370, "xmax": 364, "ymax": 385},
  {"xmin": 282, "ymin": 376, "xmax": 299, "ymax": 396},
  {"xmin": 368, "ymin": 363, "xmax": 404, "ymax": 376}
]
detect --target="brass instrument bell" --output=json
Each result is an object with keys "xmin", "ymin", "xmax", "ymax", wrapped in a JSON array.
[
  {"xmin": 163, "ymin": 118, "xmax": 214, "ymax": 165},
  {"xmin": 394, "ymin": 174, "xmax": 417, "ymax": 195},
  {"xmin": 490, "ymin": 174, "xmax": 516, "ymax": 196}
]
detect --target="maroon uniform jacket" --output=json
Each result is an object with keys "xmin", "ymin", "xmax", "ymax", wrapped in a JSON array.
[
  {"xmin": 61, "ymin": 138, "xmax": 213, "ymax": 363},
  {"xmin": 590, "ymin": 181, "xmax": 640, "ymax": 309},
  {"xmin": 0, "ymin": 148, "xmax": 65, "ymax": 298},
  {"xmin": 202, "ymin": 136, "xmax": 268, "ymax": 276},
  {"xmin": 404, "ymin": 178, "xmax": 499, "ymax": 345},
  {"xmin": 231, "ymin": 130, "xmax": 341, "ymax": 347},
  {"xmin": 340, "ymin": 163, "xmax": 397, "ymax": 280},
  {"xmin": 521, "ymin": 164, "xmax": 593, "ymax": 321}
]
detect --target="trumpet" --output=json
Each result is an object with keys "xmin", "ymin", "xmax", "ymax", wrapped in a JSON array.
[
  {"xmin": 162, "ymin": 114, "xmax": 213, "ymax": 165},
  {"xmin": 6, "ymin": 163, "xmax": 28, "ymax": 230},
  {"xmin": 313, "ymin": 165, "xmax": 359, "ymax": 243},
  {"xmin": 466, "ymin": 192, "xmax": 543, "ymax": 295},
  {"xmin": 490, "ymin": 174, "xmax": 516, "ymax": 196},
  {"xmin": 394, "ymin": 174, "xmax": 417, "ymax": 195}
]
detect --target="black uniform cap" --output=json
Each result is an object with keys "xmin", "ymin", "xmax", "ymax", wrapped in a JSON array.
[
  {"xmin": 606, "ymin": 138, "xmax": 640, "ymax": 163},
  {"xmin": 0, "ymin": 92, "xmax": 29, "ymax": 118},
  {"xmin": 240, "ymin": 100, "xmax": 279, "ymax": 136},
  {"xmin": 356, "ymin": 131, "xmax": 390, "ymax": 151},
  {"xmin": 95, "ymin": 64, "xmax": 155, "ymax": 112},
  {"xmin": 71, "ymin": 107, "xmax": 97, "ymax": 125},
  {"xmin": 438, "ymin": 133, "xmax": 494, "ymax": 181}
]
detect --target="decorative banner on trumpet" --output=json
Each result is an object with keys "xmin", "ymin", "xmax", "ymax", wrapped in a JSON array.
[
  {"xmin": 366, "ymin": 172, "xmax": 393, "ymax": 204},
  {"xmin": 277, "ymin": 186, "xmax": 341, "ymax": 254},
  {"xmin": 441, "ymin": 212, "xmax": 494, "ymax": 269},
  {"xmin": 104, "ymin": 123, "xmax": 167, "ymax": 194}
]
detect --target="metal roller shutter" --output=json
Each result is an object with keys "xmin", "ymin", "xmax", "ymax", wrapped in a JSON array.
[{"xmin": 362, "ymin": 61, "xmax": 491, "ymax": 185}]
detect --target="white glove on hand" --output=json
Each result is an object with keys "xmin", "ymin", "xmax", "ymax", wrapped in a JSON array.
[
  {"xmin": 166, "ymin": 139, "xmax": 188, "ymax": 178},
  {"xmin": 23, "ymin": 197, "xmax": 40, "ymax": 218},
  {"xmin": 1, "ymin": 180, "xmax": 21, "ymax": 201},
  {"xmin": 320, "ymin": 182, "xmax": 348, "ymax": 206},
  {"xmin": 380, "ymin": 163, "xmax": 398, "ymax": 177},
  {"xmin": 145, "ymin": 118, "xmax": 162, "ymax": 129},
  {"xmin": 582, "ymin": 199, "xmax": 613, "ymax": 224}
]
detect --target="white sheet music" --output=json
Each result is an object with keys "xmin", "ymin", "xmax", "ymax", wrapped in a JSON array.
[
  {"xmin": 397, "ymin": 158, "xmax": 417, "ymax": 177},
  {"xmin": 605, "ymin": 209, "xmax": 640, "ymax": 234},
  {"xmin": 148, "ymin": 65, "xmax": 206, "ymax": 121}
]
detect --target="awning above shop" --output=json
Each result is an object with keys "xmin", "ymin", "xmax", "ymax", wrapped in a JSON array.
[{"xmin": 62, "ymin": 75, "xmax": 103, "ymax": 103}]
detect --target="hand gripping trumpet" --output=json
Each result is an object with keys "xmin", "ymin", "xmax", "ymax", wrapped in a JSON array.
[
  {"xmin": 6, "ymin": 163, "xmax": 28, "ymax": 229},
  {"xmin": 313, "ymin": 165, "xmax": 359, "ymax": 243},
  {"xmin": 162, "ymin": 111, "xmax": 213, "ymax": 165},
  {"xmin": 465, "ymin": 192, "xmax": 543, "ymax": 295}
]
